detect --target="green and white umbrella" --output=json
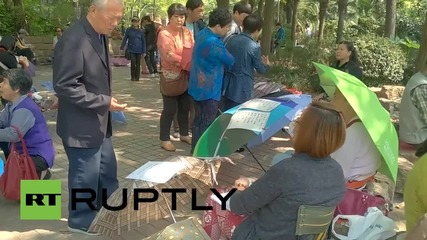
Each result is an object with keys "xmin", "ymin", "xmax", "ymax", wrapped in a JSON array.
[{"xmin": 314, "ymin": 62, "xmax": 399, "ymax": 182}]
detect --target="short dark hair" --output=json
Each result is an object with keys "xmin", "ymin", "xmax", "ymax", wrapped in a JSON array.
[
  {"xmin": 0, "ymin": 36, "xmax": 16, "ymax": 51},
  {"xmin": 186, "ymin": 0, "xmax": 204, "ymax": 10},
  {"xmin": 242, "ymin": 14, "xmax": 263, "ymax": 33},
  {"xmin": 233, "ymin": 1, "xmax": 252, "ymax": 14},
  {"xmin": 1, "ymin": 69, "xmax": 33, "ymax": 95},
  {"xmin": 167, "ymin": 3, "xmax": 187, "ymax": 19},
  {"xmin": 142, "ymin": 15, "xmax": 151, "ymax": 22},
  {"xmin": 208, "ymin": 8, "xmax": 232, "ymax": 28}
]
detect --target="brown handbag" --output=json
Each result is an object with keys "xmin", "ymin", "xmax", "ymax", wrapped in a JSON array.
[{"xmin": 159, "ymin": 70, "xmax": 189, "ymax": 96}]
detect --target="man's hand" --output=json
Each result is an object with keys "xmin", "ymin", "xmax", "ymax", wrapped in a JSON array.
[
  {"xmin": 18, "ymin": 56, "xmax": 29, "ymax": 68},
  {"xmin": 262, "ymin": 55, "xmax": 270, "ymax": 66},
  {"xmin": 109, "ymin": 97, "xmax": 127, "ymax": 111}
]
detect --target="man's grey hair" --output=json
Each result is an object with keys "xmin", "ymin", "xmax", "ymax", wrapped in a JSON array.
[{"xmin": 92, "ymin": 0, "xmax": 123, "ymax": 8}]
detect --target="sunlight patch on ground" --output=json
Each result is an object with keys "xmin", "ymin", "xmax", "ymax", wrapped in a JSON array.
[{"xmin": 270, "ymin": 136, "xmax": 291, "ymax": 142}]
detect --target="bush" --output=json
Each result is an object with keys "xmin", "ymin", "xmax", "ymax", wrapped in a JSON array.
[
  {"xmin": 269, "ymin": 37, "xmax": 336, "ymax": 92},
  {"xmin": 354, "ymin": 35, "xmax": 407, "ymax": 86}
]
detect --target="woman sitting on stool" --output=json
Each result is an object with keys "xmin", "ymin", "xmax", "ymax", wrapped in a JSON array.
[{"xmin": 0, "ymin": 69, "xmax": 55, "ymax": 179}]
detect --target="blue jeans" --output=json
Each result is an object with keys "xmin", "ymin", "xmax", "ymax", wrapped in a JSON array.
[{"xmin": 64, "ymin": 137, "xmax": 119, "ymax": 230}]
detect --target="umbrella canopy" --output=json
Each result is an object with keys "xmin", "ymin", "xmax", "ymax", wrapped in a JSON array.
[
  {"xmin": 88, "ymin": 156, "xmax": 224, "ymax": 237},
  {"xmin": 193, "ymin": 95, "xmax": 312, "ymax": 158},
  {"xmin": 313, "ymin": 62, "xmax": 399, "ymax": 182},
  {"xmin": 143, "ymin": 217, "xmax": 210, "ymax": 240}
]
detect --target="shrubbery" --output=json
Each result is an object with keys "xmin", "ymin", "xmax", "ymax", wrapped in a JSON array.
[
  {"xmin": 268, "ymin": 34, "xmax": 409, "ymax": 91},
  {"xmin": 354, "ymin": 35, "xmax": 407, "ymax": 85}
]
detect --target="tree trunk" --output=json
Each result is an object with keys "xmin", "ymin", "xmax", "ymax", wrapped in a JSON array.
[
  {"xmin": 318, "ymin": 0, "xmax": 329, "ymax": 40},
  {"xmin": 12, "ymin": 0, "xmax": 26, "ymax": 31},
  {"xmin": 384, "ymin": 0, "xmax": 396, "ymax": 38},
  {"xmin": 217, "ymin": 0, "xmax": 229, "ymax": 9},
  {"xmin": 261, "ymin": 0, "xmax": 275, "ymax": 55},
  {"xmin": 285, "ymin": 0, "xmax": 293, "ymax": 24},
  {"xmin": 416, "ymin": 12, "xmax": 427, "ymax": 72},
  {"xmin": 291, "ymin": 0, "xmax": 300, "ymax": 45},
  {"xmin": 336, "ymin": 0, "xmax": 348, "ymax": 43},
  {"xmin": 257, "ymin": 0, "xmax": 264, "ymax": 16}
]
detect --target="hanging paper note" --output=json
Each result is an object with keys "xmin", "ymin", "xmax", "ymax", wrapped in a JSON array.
[
  {"xmin": 238, "ymin": 98, "xmax": 280, "ymax": 112},
  {"xmin": 126, "ymin": 161, "xmax": 187, "ymax": 183},
  {"xmin": 227, "ymin": 110, "xmax": 269, "ymax": 132}
]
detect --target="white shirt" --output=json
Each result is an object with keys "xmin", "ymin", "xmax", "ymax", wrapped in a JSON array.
[{"xmin": 331, "ymin": 120, "xmax": 381, "ymax": 181}]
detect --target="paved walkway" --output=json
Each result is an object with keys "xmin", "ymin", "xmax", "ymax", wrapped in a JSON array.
[{"xmin": 0, "ymin": 66, "xmax": 406, "ymax": 240}]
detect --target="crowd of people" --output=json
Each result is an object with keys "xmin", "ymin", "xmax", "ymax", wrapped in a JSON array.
[{"xmin": 1, "ymin": 0, "xmax": 427, "ymax": 239}]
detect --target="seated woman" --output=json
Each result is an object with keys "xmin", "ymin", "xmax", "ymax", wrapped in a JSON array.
[
  {"xmin": 0, "ymin": 69, "xmax": 55, "ymax": 179},
  {"xmin": 224, "ymin": 102, "xmax": 347, "ymax": 239},
  {"xmin": 332, "ymin": 41, "xmax": 363, "ymax": 80},
  {"xmin": 330, "ymin": 89, "xmax": 381, "ymax": 189},
  {"xmin": 15, "ymin": 29, "xmax": 36, "ymax": 64},
  {"xmin": 404, "ymin": 139, "xmax": 427, "ymax": 233}
]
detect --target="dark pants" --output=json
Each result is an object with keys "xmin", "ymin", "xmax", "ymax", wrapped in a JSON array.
[
  {"xmin": 16, "ymin": 48, "xmax": 35, "ymax": 63},
  {"xmin": 0, "ymin": 142, "xmax": 48, "ymax": 178},
  {"xmin": 64, "ymin": 137, "xmax": 119, "ymax": 230},
  {"xmin": 191, "ymin": 99, "xmax": 219, "ymax": 151},
  {"xmin": 130, "ymin": 52, "xmax": 141, "ymax": 81},
  {"xmin": 160, "ymin": 92, "xmax": 191, "ymax": 141},
  {"xmin": 222, "ymin": 97, "xmax": 240, "ymax": 112},
  {"xmin": 145, "ymin": 48, "xmax": 158, "ymax": 74}
]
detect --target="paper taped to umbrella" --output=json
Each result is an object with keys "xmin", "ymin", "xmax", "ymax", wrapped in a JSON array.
[
  {"xmin": 126, "ymin": 161, "xmax": 187, "ymax": 184},
  {"xmin": 89, "ymin": 156, "xmax": 231, "ymax": 237},
  {"xmin": 143, "ymin": 217, "xmax": 210, "ymax": 240}
]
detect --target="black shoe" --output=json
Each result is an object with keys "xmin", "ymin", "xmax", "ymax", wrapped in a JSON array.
[{"xmin": 235, "ymin": 148, "xmax": 245, "ymax": 153}]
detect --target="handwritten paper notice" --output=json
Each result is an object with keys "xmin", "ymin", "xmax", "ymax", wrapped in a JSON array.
[
  {"xmin": 239, "ymin": 98, "xmax": 280, "ymax": 112},
  {"xmin": 227, "ymin": 110, "xmax": 269, "ymax": 132},
  {"xmin": 126, "ymin": 161, "xmax": 187, "ymax": 183}
]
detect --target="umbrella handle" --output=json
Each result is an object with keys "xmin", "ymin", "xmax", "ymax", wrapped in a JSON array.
[
  {"xmin": 210, "ymin": 161, "xmax": 218, "ymax": 186},
  {"xmin": 162, "ymin": 192, "xmax": 176, "ymax": 223}
]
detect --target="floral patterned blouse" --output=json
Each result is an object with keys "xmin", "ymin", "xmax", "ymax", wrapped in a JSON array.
[{"xmin": 157, "ymin": 25, "xmax": 194, "ymax": 79}]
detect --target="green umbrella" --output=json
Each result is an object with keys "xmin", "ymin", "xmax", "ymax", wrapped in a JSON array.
[{"xmin": 314, "ymin": 62, "xmax": 399, "ymax": 182}]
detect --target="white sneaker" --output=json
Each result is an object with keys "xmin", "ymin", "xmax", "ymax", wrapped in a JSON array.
[
  {"xmin": 149, "ymin": 74, "xmax": 155, "ymax": 77},
  {"xmin": 68, "ymin": 226, "xmax": 100, "ymax": 236}
]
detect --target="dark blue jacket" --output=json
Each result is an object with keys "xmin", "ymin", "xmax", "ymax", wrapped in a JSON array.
[{"xmin": 120, "ymin": 27, "xmax": 146, "ymax": 54}]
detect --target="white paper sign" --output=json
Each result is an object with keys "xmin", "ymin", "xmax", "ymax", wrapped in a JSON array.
[
  {"xmin": 126, "ymin": 161, "xmax": 187, "ymax": 183},
  {"xmin": 239, "ymin": 98, "xmax": 280, "ymax": 112},
  {"xmin": 227, "ymin": 110, "xmax": 269, "ymax": 132}
]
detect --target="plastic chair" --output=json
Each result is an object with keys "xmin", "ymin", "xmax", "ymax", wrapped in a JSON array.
[{"xmin": 295, "ymin": 205, "xmax": 335, "ymax": 240}]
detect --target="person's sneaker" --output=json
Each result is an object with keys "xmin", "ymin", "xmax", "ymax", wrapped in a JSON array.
[
  {"xmin": 68, "ymin": 226, "xmax": 100, "ymax": 236},
  {"xmin": 172, "ymin": 131, "xmax": 180, "ymax": 138},
  {"xmin": 180, "ymin": 135, "xmax": 192, "ymax": 145},
  {"xmin": 161, "ymin": 141, "xmax": 176, "ymax": 151}
]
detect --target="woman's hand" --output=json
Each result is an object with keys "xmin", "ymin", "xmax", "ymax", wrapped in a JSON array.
[{"xmin": 234, "ymin": 177, "xmax": 251, "ymax": 191}]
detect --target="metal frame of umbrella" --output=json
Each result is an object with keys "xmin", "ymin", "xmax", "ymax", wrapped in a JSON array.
[{"xmin": 216, "ymin": 108, "xmax": 267, "ymax": 172}]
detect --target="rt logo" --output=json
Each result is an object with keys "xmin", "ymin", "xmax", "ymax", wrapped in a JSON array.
[{"xmin": 20, "ymin": 180, "xmax": 62, "ymax": 220}]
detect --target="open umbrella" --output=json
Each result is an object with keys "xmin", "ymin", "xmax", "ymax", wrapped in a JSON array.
[
  {"xmin": 313, "ymin": 62, "xmax": 399, "ymax": 182},
  {"xmin": 143, "ymin": 217, "xmax": 210, "ymax": 240},
  {"xmin": 88, "ymin": 156, "xmax": 229, "ymax": 238},
  {"xmin": 193, "ymin": 95, "xmax": 311, "ymax": 158}
]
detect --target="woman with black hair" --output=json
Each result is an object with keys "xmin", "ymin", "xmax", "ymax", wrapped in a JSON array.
[{"xmin": 332, "ymin": 41, "xmax": 363, "ymax": 80}]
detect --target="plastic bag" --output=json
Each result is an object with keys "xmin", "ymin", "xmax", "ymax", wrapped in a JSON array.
[{"xmin": 332, "ymin": 207, "xmax": 396, "ymax": 240}]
